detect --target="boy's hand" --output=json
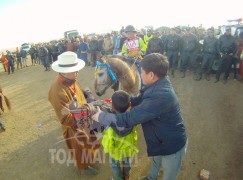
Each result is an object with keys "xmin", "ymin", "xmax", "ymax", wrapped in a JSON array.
[{"xmin": 92, "ymin": 106, "xmax": 102, "ymax": 122}]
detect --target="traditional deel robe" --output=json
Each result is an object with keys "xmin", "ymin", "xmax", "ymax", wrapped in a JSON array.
[{"xmin": 48, "ymin": 76, "xmax": 100, "ymax": 170}]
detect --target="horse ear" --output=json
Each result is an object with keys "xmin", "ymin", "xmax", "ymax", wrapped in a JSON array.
[{"xmin": 100, "ymin": 57, "xmax": 106, "ymax": 64}]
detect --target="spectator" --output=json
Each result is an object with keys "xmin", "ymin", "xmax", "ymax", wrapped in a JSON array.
[
  {"xmin": 103, "ymin": 33, "xmax": 114, "ymax": 55},
  {"xmin": 164, "ymin": 28, "xmax": 181, "ymax": 77},
  {"xmin": 29, "ymin": 45, "xmax": 37, "ymax": 66},
  {"xmin": 89, "ymin": 36, "xmax": 99, "ymax": 67},
  {"xmin": 98, "ymin": 35, "xmax": 105, "ymax": 56},
  {"xmin": 66, "ymin": 40, "xmax": 75, "ymax": 52},
  {"xmin": 6, "ymin": 51, "xmax": 15, "ymax": 74},
  {"xmin": 15, "ymin": 47, "xmax": 23, "ymax": 69},
  {"xmin": 180, "ymin": 28, "xmax": 199, "ymax": 78},
  {"xmin": 143, "ymin": 29, "xmax": 153, "ymax": 49},
  {"xmin": 50, "ymin": 42, "xmax": 59, "ymax": 62},
  {"xmin": 39, "ymin": 44, "xmax": 50, "ymax": 71},
  {"xmin": 215, "ymin": 27, "xmax": 237, "ymax": 84},
  {"xmin": 20, "ymin": 47, "xmax": 28, "ymax": 67},
  {"xmin": 196, "ymin": 28, "xmax": 219, "ymax": 81},
  {"xmin": 77, "ymin": 38, "xmax": 88, "ymax": 64},
  {"xmin": 237, "ymin": 31, "xmax": 243, "ymax": 82},
  {"xmin": 57, "ymin": 40, "xmax": 66, "ymax": 55},
  {"xmin": 146, "ymin": 30, "xmax": 164, "ymax": 55}
]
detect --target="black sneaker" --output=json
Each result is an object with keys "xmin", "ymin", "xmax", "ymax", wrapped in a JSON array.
[{"xmin": 84, "ymin": 166, "xmax": 98, "ymax": 175}]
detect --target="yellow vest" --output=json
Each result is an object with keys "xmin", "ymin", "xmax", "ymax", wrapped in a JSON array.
[
  {"xmin": 144, "ymin": 34, "xmax": 153, "ymax": 49},
  {"xmin": 101, "ymin": 126, "xmax": 139, "ymax": 161}
]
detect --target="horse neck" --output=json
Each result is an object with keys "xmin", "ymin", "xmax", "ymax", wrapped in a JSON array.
[{"xmin": 106, "ymin": 58, "xmax": 138, "ymax": 94}]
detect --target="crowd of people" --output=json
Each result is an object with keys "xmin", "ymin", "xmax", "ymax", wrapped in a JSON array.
[
  {"xmin": 1, "ymin": 24, "xmax": 243, "ymax": 83},
  {"xmin": 1, "ymin": 24, "xmax": 243, "ymax": 180}
]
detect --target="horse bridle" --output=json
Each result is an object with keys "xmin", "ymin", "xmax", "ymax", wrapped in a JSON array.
[{"xmin": 95, "ymin": 61, "xmax": 117, "ymax": 87}]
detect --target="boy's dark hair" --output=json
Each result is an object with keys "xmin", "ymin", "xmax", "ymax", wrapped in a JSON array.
[
  {"xmin": 141, "ymin": 53, "xmax": 169, "ymax": 78},
  {"xmin": 111, "ymin": 90, "xmax": 130, "ymax": 113}
]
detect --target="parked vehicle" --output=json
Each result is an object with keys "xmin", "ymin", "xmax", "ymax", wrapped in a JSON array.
[
  {"xmin": 21, "ymin": 43, "xmax": 31, "ymax": 53},
  {"xmin": 64, "ymin": 30, "xmax": 79, "ymax": 40},
  {"xmin": 218, "ymin": 18, "xmax": 243, "ymax": 39}
]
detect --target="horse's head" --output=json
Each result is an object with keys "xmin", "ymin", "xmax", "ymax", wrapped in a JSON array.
[{"xmin": 94, "ymin": 60, "xmax": 117, "ymax": 96}]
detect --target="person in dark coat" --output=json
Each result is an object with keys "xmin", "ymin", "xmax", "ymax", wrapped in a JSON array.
[
  {"xmin": 6, "ymin": 51, "xmax": 15, "ymax": 74},
  {"xmin": 165, "ymin": 28, "xmax": 181, "ymax": 77},
  {"xmin": 215, "ymin": 27, "xmax": 237, "ymax": 84},
  {"xmin": 146, "ymin": 30, "xmax": 164, "ymax": 55},
  {"xmin": 29, "ymin": 45, "xmax": 37, "ymax": 65},
  {"xmin": 92, "ymin": 53, "xmax": 187, "ymax": 180},
  {"xmin": 180, "ymin": 29, "xmax": 199, "ymax": 78},
  {"xmin": 196, "ymin": 28, "xmax": 219, "ymax": 81}
]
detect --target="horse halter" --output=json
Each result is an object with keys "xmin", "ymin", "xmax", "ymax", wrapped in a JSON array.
[{"xmin": 95, "ymin": 61, "xmax": 117, "ymax": 86}]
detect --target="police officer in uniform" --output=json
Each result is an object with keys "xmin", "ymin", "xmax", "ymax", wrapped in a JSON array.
[
  {"xmin": 180, "ymin": 28, "xmax": 199, "ymax": 78},
  {"xmin": 165, "ymin": 28, "xmax": 181, "ymax": 77},
  {"xmin": 215, "ymin": 27, "xmax": 237, "ymax": 84},
  {"xmin": 146, "ymin": 30, "xmax": 164, "ymax": 55},
  {"xmin": 196, "ymin": 28, "xmax": 219, "ymax": 81}
]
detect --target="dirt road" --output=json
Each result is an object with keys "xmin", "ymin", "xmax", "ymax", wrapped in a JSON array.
[{"xmin": 0, "ymin": 58, "xmax": 242, "ymax": 180}]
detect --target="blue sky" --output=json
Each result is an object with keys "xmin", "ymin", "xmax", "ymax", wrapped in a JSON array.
[{"xmin": 0, "ymin": 0, "xmax": 242, "ymax": 50}]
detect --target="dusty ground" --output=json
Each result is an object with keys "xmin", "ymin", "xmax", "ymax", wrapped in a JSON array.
[{"xmin": 0, "ymin": 56, "xmax": 242, "ymax": 180}]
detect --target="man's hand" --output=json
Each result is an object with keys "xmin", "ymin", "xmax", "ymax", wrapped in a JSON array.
[
  {"xmin": 123, "ymin": 53, "xmax": 128, "ymax": 58},
  {"xmin": 92, "ymin": 106, "xmax": 102, "ymax": 122}
]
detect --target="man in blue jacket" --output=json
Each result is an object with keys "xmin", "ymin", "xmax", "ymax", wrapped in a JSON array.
[{"xmin": 92, "ymin": 53, "xmax": 187, "ymax": 180}]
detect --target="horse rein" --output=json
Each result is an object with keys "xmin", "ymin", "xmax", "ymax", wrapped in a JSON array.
[{"xmin": 120, "ymin": 56, "xmax": 138, "ymax": 80}]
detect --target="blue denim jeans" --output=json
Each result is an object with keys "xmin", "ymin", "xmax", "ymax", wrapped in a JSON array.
[
  {"xmin": 110, "ymin": 157, "xmax": 132, "ymax": 180},
  {"xmin": 148, "ymin": 141, "xmax": 188, "ymax": 180}
]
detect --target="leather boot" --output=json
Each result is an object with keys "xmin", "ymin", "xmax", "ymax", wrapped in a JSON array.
[
  {"xmin": 206, "ymin": 74, "xmax": 210, "ymax": 81},
  {"xmin": 195, "ymin": 75, "xmax": 202, "ymax": 81}
]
